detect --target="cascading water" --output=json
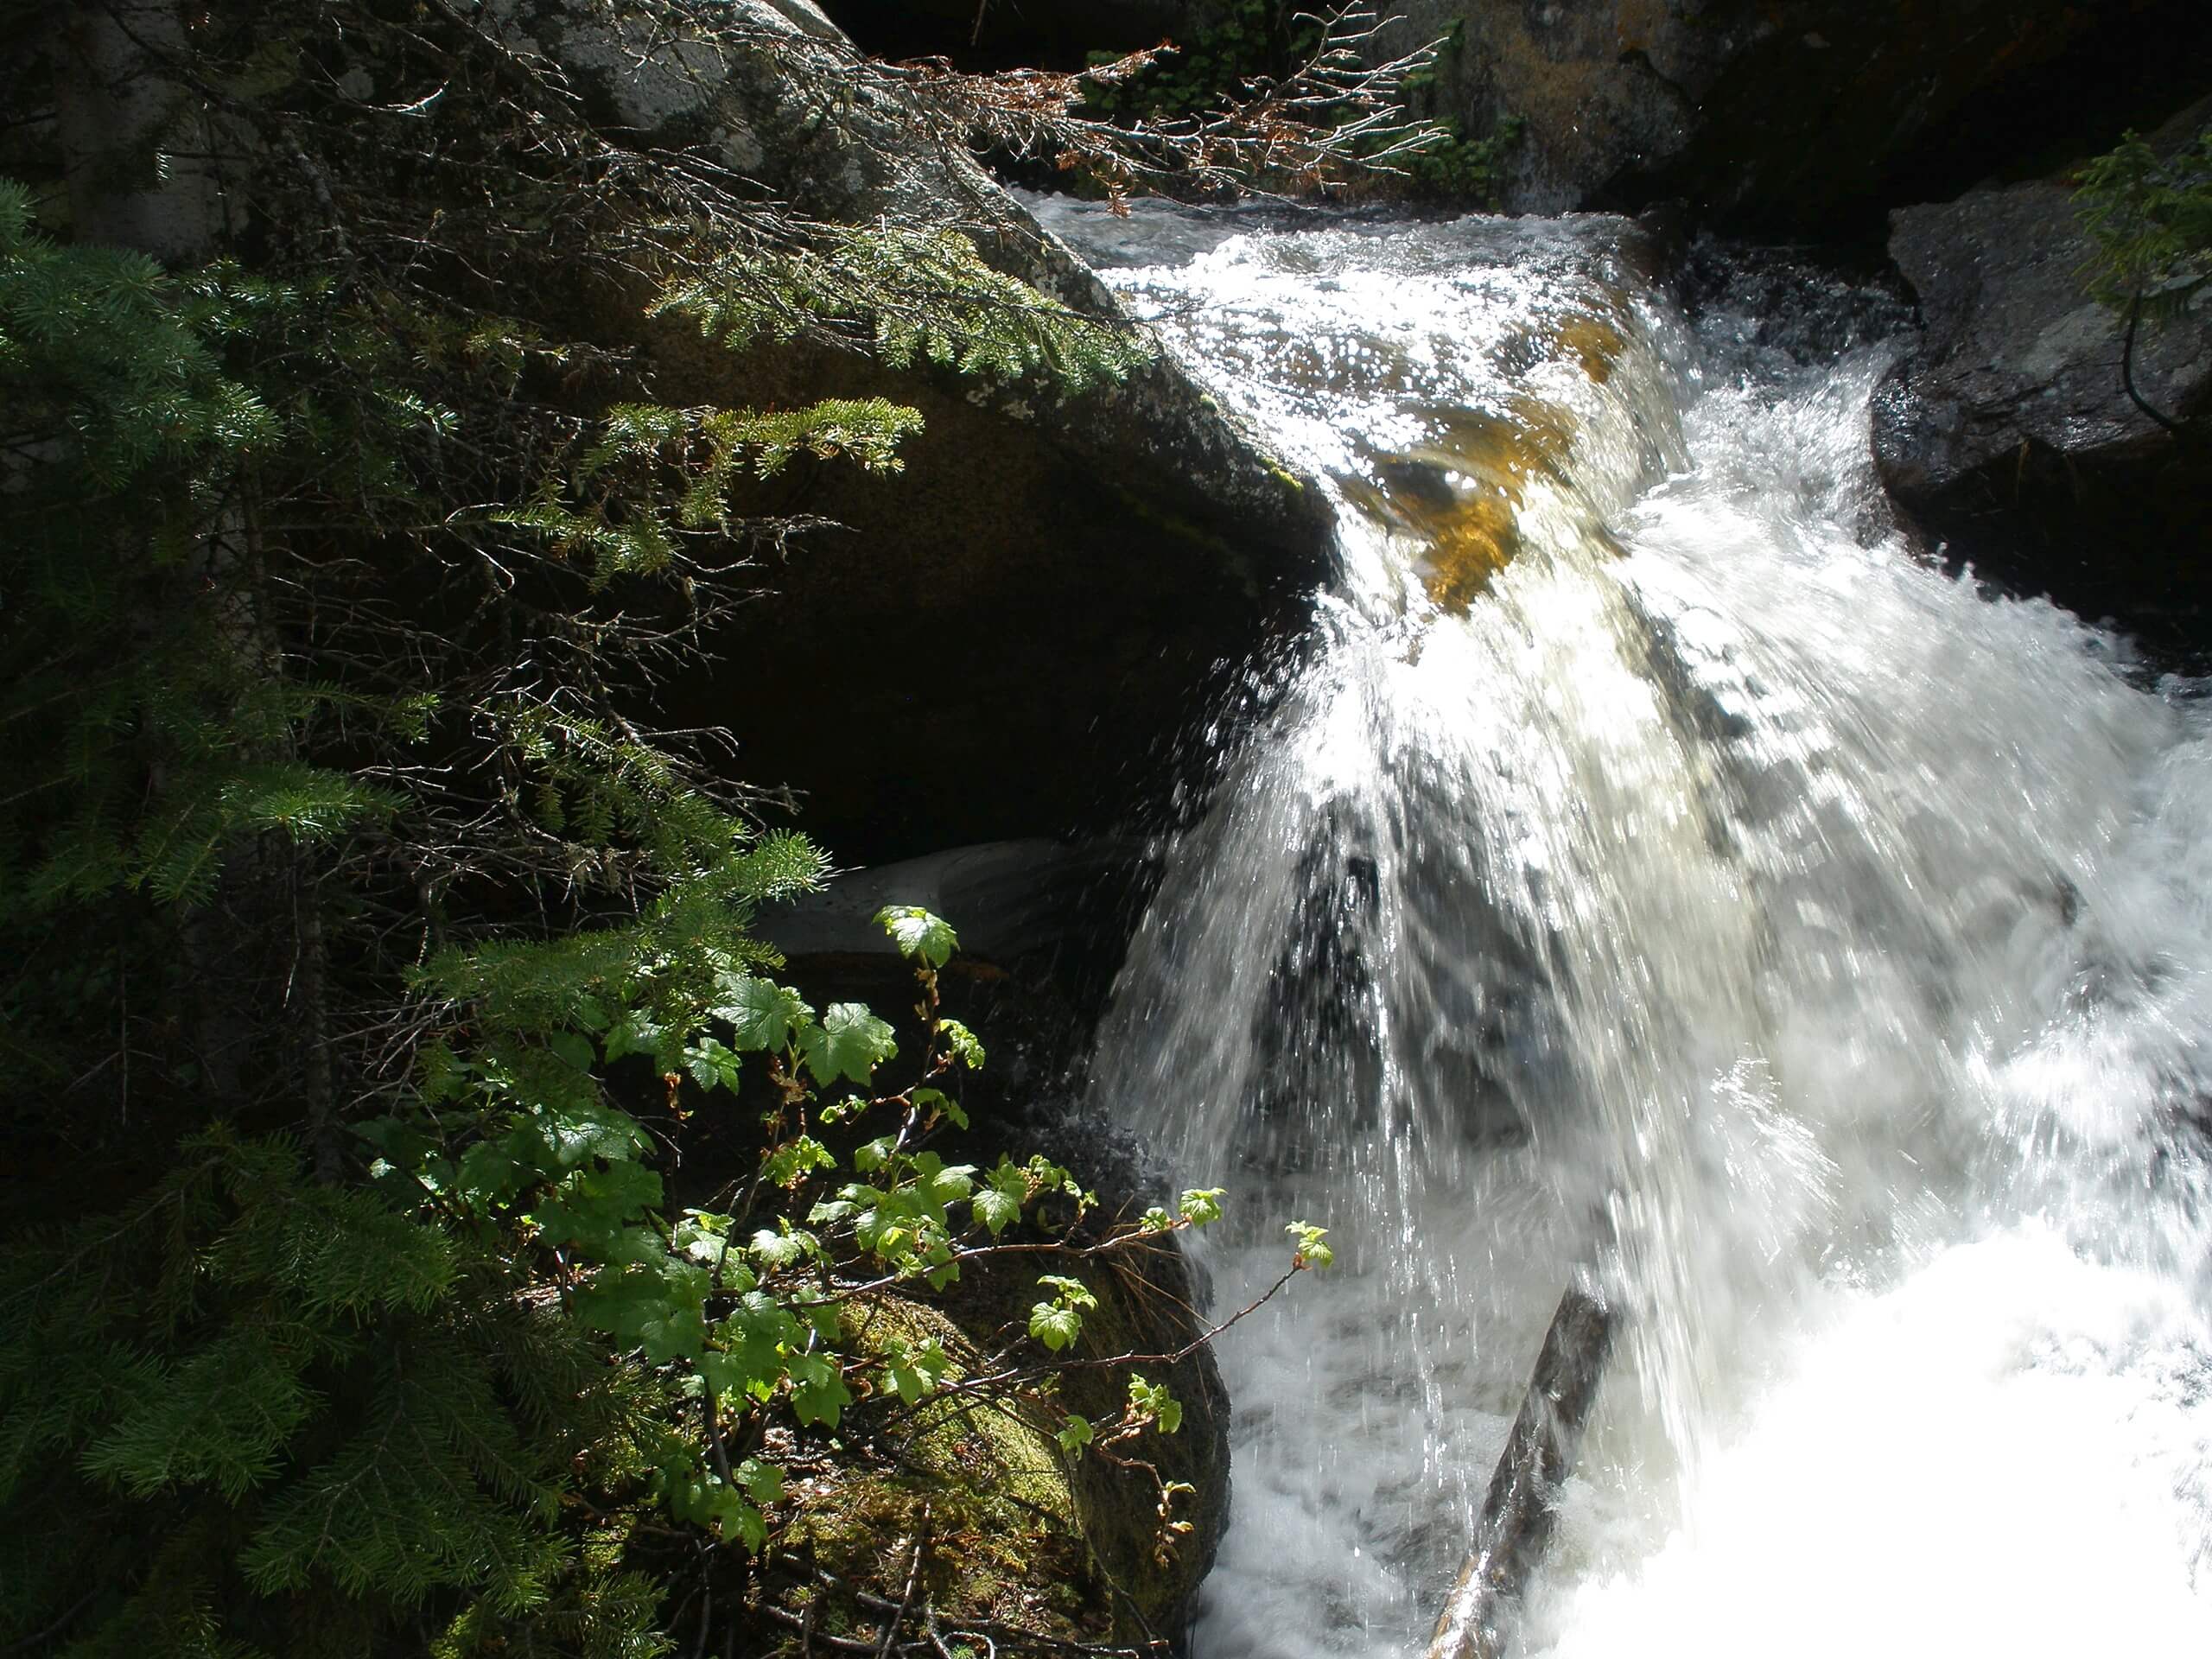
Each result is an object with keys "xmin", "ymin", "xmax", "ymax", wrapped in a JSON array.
[{"xmin": 1036, "ymin": 200, "xmax": 2212, "ymax": 1657}]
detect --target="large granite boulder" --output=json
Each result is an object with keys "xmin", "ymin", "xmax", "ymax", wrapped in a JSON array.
[
  {"xmin": 1870, "ymin": 117, "xmax": 2212, "ymax": 646},
  {"xmin": 1379, "ymin": 0, "xmax": 2212, "ymax": 229},
  {"xmin": 507, "ymin": 0, "xmax": 1333, "ymax": 860}
]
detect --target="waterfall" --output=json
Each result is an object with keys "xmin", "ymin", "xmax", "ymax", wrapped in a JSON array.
[{"xmin": 1040, "ymin": 201, "xmax": 2212, "ymax": 1657}]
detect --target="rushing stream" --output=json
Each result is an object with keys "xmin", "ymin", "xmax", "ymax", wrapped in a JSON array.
[{"xmin": 1033, "ymin": 199, "xmax": 2212, "ymax": 1657}]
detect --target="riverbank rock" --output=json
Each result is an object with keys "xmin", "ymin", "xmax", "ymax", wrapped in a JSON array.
[
  {"xmin": 1381, "ymin": 0, "xmax": 2212, "ymax": 232},
  {"xmin": 512, "ymin": 0, "xmax": 1333, "ymax": 861},
  {"xmin": 1869, "ymin": 120, "xmax": 2212, "ymax": 647}
]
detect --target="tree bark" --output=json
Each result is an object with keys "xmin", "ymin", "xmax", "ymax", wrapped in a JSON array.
[{"xmin": 1427, "ymin": 1271, "xmax": 1615, "ymax": 1659}]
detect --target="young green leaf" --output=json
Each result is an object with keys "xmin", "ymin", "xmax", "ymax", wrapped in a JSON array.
[
  {"xmin": 936, "ymin": 1019, "xmax": 986, "ymax": 1070},
  {"xmin": 876, "ymin": 905, "xmax": 958, "ymax": 968},
  {"xmin": 972, "ymin": 1185, "xmax": 1020, "ymax": 1236},
  {"xmin": 1287, "ymin": 1220, "xmax": 1334, "ymax": 1271},
  {"xmin": 1127, "ymin": 1374, "xmax": 1183, "ymax": 1435},
  {"xmin": 913, "ymin": 1085, "xmax": 968, "ymax": 1129},
  {"xmin": 764, "ymin": 1135, "xmax": 835, "ymax": 1188},
  {"xmin": 1178, "ymin": 1188, "xmax": 1225, "ymax": 1228},
  {"xmin": 1028, "ymin": 1302, "xmax": 1084, "ymax": 1352},
  {"xmin": 684, "ymin": 1035, "xmax": 743, "ymax": 1094},
  {"xmin": 1036, "ymin": 1274, "xmax": 1096, "ymax": 1311}
]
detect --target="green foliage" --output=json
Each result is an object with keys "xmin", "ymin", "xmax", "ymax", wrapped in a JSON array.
[
  {"xmin": 0, "ymin": 1129, "xmax": 639, "ymax": 1655},
  {"xmin": 1084, "ymin": 0, "xmax": 1324, "ymax": 127},
  {"xmin": 495, "ymin": 399, "xmax": 927, "ymax": 580},
  {"xmin": 0, "ymin": 1, "xmax": 1328, "ymax": 1649},
  {"xmin": 1287, "ymin": 1220, "xmax": 1335, "ymax": 1270},
  {"xmin": 2076, "ymin": 122, "xmax": 2212, "ymax": 318},
  {"xmin": 388, "ymin": 905, "xmax": 1244, "ymax": 1575},
  {"xmin": 1124, "ymin": 1375, "xmax": 1183, "ymax": 1437},
  {"xmin": 1400, "ymin": 114, "xmax": 1525, "ymax": 207},
  {"xmin": 879, "ymin": 904, "xmax": 960, "ymax": 968},
  {"xmin": 654, "ymin": 227, "xmax": 1151, "ymax": 392},
  {"xmin": 0, "ymin": 188, "xmax": 394, "ymax": 914},
  {"xmin": 1029, "ymin": 1274, "xmax": 1101, "ymax": 1352}
]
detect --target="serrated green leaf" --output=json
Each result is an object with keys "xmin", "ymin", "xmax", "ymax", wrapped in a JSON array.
[
  {"xmin": 713, "ymin": 976, "xmax": 810, "ymax": 1052},
  {"xmin": 750, "ymin": 1226, "xmax": 816, "ymax": 1269},
  {"xmin": 798, "ymin": 1002, "xmax": 897, "ymax": 1085},
  {"xmin": 1128, "ymin": 1374, "xmax": 1183, "ymax": 1435},
  {"xmin": 1028, "ymin": 1303, "xmax": 1083, "ymax": 1352},
  {"xmin": 575, "ymin": 1260, "xmax": 710, "ymax": 1363},
  {"xmin": 534, "ymin": 1159, "xmax": 664, "ymax": 1251},
  {"xmin": 786, "ymin": 1351, "xmax": 852, "ymax": 1427},
  {"xmin": 1036, "ymin": 1274, "xmax": 1096, "ymax": 1311},
  {"xmin": 972, "ymin": 1186, "xmax": 1020, "ymax": 1236},
  {"xmin": 1179, "ymin": 1187, "xmax": 1225, "ymax": 1228},
  {"xmin": 1287, "ymin": 1220, "xmax": 1334, "ymax": 1271},
  {"xmin": 876, "ymin": 905, "xmax": 958, "ymax": 967},
  {"xmin": 735, "ymin": 1456, "xmax": 784, "ymax": 1505}
]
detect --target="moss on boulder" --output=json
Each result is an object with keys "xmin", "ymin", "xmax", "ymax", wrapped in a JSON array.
[{"xmin": 759, "ymin": 1256, "xmax": 1230, "ymax": 1652}]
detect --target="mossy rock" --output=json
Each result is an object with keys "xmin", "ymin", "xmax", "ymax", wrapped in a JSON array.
[
  {"xmin": 759, "ymin": 1244, "xmax": 1230, "ymax": 1654},
  {"xmin": 773, "ymin": 1297, "xmax": 1100, "ymax": 1646}
]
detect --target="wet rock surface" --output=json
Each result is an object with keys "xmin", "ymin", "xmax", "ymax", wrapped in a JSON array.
[
  {"xmin": 1869, "ymin": 148, "xmax": 2212, "ymax": 649},
  {"xmin": 514, "ymin": 0, "xmax": 1333, "ymax": 861},
  {"xmin": 1874, "ymin": 182, "xmax": 2210, "ymax": 495}
]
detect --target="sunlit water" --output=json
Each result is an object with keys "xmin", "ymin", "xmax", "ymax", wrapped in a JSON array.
[{"xmin": 1037, "ymin": 199, "xmax": 2212, "ymax": 1658}]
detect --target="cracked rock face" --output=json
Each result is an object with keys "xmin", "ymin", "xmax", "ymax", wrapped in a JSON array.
[{"xmin": 505, "ymin": 0, "xmax": 1333, "ymax": 859}]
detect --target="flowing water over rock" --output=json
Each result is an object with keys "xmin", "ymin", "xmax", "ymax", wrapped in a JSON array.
[{"xmin": 1043, "ymin": 200, "xmax": 2212, "ymax": 1658}]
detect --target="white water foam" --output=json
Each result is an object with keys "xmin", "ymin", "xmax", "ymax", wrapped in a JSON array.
[{"xmin": 1066, "ymin": 204, "xmax": 2212, "ymax": 1658}]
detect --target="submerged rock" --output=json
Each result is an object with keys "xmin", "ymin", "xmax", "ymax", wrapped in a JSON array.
[
  {"xmin": 513, "ymin": 0, "xmax": 1333, "ymax": 860},
  {"xmin": 1869, "ymin": 118, "xmax": 2212, "ymax": 647}
]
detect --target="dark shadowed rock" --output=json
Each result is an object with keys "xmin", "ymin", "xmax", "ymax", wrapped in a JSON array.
[
  {"xmin": 1869, "ymin": 131, "xmax": 2212, "ymax": 647},
  {"xmin": 1873, "ymin": 181, "xmax": 2210, "ymax": 496},
  {"xmin": 1382, "ymin": 0, "xmax": 2212, "ymax": 232},
  {"xmin": 509, "ymin": 0, "xmax": 1333, "ymax": 860}
]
